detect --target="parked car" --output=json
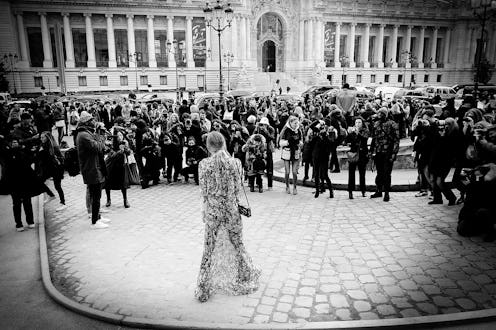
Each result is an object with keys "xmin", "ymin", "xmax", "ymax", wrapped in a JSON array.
[
  {"xmin": 393, "ymin": 88, "xmax": 409, "ymax": 101},
  {"xmin": 195, "ymin": 93, "xmax": 234, "ymax": 108},
  {"xmin": 275, "ymin": 93, "xmax": 304, "ymax": 104},
  {"xmin": 374, "ymin": 86, "xmax": 402, "ymax": 101},
  {"xmin": 402, "ymin": 89, "xmax": 431, "ymax": 102},
  {"xmin": 355, "ymin": 90, "xmax": 375, "ymax": 102},
  {"xmin": 7, "ymin": 100, "xmax": 33, "ymax": 110}
]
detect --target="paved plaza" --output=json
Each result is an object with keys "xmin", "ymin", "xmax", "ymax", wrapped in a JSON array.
[{"xmin": 43, "ymin": 175, "xmax": 496, "ymax": 326}]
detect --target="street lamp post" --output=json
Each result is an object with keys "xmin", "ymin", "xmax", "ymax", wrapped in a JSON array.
[
  {"xmin": 340, "ymin": 55, "xmax": 348, "ymax": 85},
  {"xmin": 203, "ymin": 0, "xmax": 234, "ymax": 104},
  {"xmin": 167, "ymin": 40, "xmax": 185, "ymax": 102},
  {"xmin": 223, "ymin": 51, "xmax": 234, "ymax": 91},
  {"xmin": 471, "ymin": 0, "xmax": 495, "ymax": 101},
  {"xmin": 3, "ymin": 53, "xmax": 19, "ymax": 95}
]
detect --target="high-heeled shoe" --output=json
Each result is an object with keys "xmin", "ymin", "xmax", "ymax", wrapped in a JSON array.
[
  {"xmin": 348, "ymin": 191, "xmax": 353, "ymax": 199},
  {"xmin": 105, "ymin": 200, "xmax": 111, "ymax": 207},
  {"xmin": 124, "ymin": 200, "xmax": 130, "ymax": 208},
  {"xmin": 329, "ymin": 190, "xmax": 334, "ymax": 198},
  {"xmin": 286, "ymin": 186, "xmax": 291, "ymax": 194}
]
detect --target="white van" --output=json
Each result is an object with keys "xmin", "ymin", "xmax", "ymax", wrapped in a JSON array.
[
  {"xmin": 424, "ymin": 86, "xmax": 457, "ymax": 100},
  {"xmin": 0, "ymin": 93, "xmax": 12, "ymax": 105}
]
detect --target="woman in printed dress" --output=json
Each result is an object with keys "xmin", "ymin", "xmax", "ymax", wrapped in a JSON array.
[{"xmin": 195, "ymin": 131, "xmax": 260, "ymax": 302}]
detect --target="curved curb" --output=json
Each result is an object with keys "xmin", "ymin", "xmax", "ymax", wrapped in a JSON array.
[{"xmin": 37, "ymin": 196, "xmax": 496, "ymax": 329}]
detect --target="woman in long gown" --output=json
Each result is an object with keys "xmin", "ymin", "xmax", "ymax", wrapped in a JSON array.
[{"xmin": 195, "ymin": 131, "xmax": 260, "ymax": 302}]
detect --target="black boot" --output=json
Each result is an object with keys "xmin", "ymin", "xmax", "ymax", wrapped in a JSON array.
[
  {"xmin": 250, "ymin": 185, "xmax": 255, "ymax": 192},
  {"xmin": 370, "ymin": 191, "xmax": 382, "ymax": 198},
  {"xmin": 258, "ymin": 186, "xmax": 263, "ymax": 193},
  {"xmin": 383, "ymin": 192, "xmax": 390, "ymax": 202},
  {"xmin": 124, "ymin": 199, "xmax": 130, "ymax": 208},
  {"xmin": 329, "ymin": 190, "xmax": 334, "ymax": 198},
  {"xmin": 349, "ymin": 191, "xmax": 354, "ymax": 199},
  {"xmin": 105, "ymin": 199, "xmax": 111, "ymax": 207}
]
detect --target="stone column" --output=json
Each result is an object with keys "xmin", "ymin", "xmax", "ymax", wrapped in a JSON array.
[
  {"xmin": 127, "ymin": 14, "xmax": 136, "ymax": 68},
  {"xmin": 307, "ymin": 18, "xmax": 314, "ymax": 61},
  {"xmin": 418, "ymin": 26, "xmax": 425, "ymax": 68},
  {"xmin": 106, "ymin": 14, "xmax": 117, "ymax": 68},
  {"xmin": 334, "ymin": 22, "xmax": 341, "ymax": 67},
  {"xmin": 349, "ymin": 22, "xmax": 356, "ymax": 67},
  {"xmin": 430, "ymin": 27, "xmax": 438, "ymax": 68},
  {"xmin": 443, "ymin": 27, "xmax": 451, "ymax": 67},
  {"xmin": 167, "ymin": 16, "xmax": 175, "ymax": 67},
  {"xmin": 363, "ymin": 23, "xmax": 370, "ymax": 68},
  {"xmin": 61, "ymin": 13, "xmax": 75, "ymax": 68},
  {"xmin": 377, "ymin": 24, "xmax": 385, "ymax": 68},
  {"xmin": 39, "ymin": 12, "xmax": 53, "ymax": 68},
  {"xmin": 405, "ymin": 25, "xmax": 412, "ymax": 68},
  {"xmin": 15, "ymin": 12, "xmax": 29, "ymax": 66},
  {"xmin": 83, "ymin": 13, "xmax": 96, "ymax": 68},
  {"xmin": 147, "ymin": 15, "xmax": 157, "ymax": 68},
  {"xmin": 489, "ymin": 25, "xmax": 496, "ymax": 64},
  {"xmin": 245, "ymin": 16, "xmax": 251, "ymax": 61},
  {"xmin": 391, "ymin": 24, "xmax": 399, "ymax": 68},
  {"xmin": 317, "ymin": 19, "xmax": 324, "ymax": 64},
  {"xmin": 298, "ymin": 19, "xmax": 305, "ymax": 61},
  {"xmin": 185, "ymin": 16, "xmax": 194, "ymax": 68},
  {"xmin": 312, "ymin": 18, "xmax": 320, "ymax": 62},
  {"xmin": 239, "ymin": 16, "xmax": 246, "ymax": 60}
]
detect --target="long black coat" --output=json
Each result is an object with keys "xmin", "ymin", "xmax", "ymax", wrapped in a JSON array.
[
  {"xmin": 4, "ymin": 147, "xmax": 45, "ymax": 197},
  {"xmin": 104, "ymin": 150, "xmax": 130, "ymax": 190}
]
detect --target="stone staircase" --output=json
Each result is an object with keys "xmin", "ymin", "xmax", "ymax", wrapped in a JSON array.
[{"xmin": 247, "ymin": 72, "xmax": 308, "ymax": 93}]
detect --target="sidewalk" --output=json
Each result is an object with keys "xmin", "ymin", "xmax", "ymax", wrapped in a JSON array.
[{"xmin": 36, "ymin": 176, "xmax": 496, "ymax": 329}]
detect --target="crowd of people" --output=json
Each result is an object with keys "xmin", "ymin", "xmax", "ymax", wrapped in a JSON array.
[{"xmin": 0, "ymin": 83, "xmax": 494, "ymax": 239}]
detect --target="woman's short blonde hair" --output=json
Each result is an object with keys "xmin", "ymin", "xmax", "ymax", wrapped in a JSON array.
[{"xmin": 206, "ymin": 131, "xmax": 226, "ymax": 152}]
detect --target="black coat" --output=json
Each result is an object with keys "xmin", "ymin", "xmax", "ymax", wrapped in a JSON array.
[
  {"xmin": 36, "ymin": 146, "xmax": 64, "ymax": 181},
  {"xmin": 104, "ymin": 150, "xmax": 130, "ymax": 190},
  {"xmin": 4, "ymin": 147, "xmax": 45, "ymax": 197}
]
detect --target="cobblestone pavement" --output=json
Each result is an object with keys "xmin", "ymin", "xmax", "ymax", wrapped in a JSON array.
[{"xmin": 44, "ymin": 175, "xmax": 496, "ymax": 325}]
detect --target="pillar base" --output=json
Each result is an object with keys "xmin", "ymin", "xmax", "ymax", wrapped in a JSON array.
[
  {"xmin": 43, "ymin": 61, "xmax": 53, "ymax": 68},
  {"xmin": 187, "ymin": 62, "xmax": 195, "ymax": 69},
  {"xmin": 349, "ymin": 62, "xmax": 356, "ymax": 68},
  {"xmin": 16, "ymin": 61, "xmax": 29, "ymax": 69},
  {"xmin": 406, "ymin": 63, "xmax": 411, "ymax": 69},
  {"xmin": 148, "ymin": 60, "xmax": 157, "ymax": 68},
  {"xmin": 334, "ymin": 62, "xmax": 341, "ymax": 68},
  {"xmin": 418, "ymin": 63, "xmax": 424, "ymax": 68},
  {"xmin": 65, "ymin": 60, "xmax": 75, "ymax": 68},
  {"xmin": 364, "ymin": 62, "xmax": 370, "ymax": 68},
  {"xmin": 378, "ymin": 62, "xmax": 384, "ymax": 68},
  {"xmin": 87, "ymin": 60, "xmax": 96, "ymax": 68},
  {"xmin": 392, "ymin": 63, "xmax": 398, "ymax": 68},
  {"xmin": 431, "ymin": 63, "xmax": 437, "ymax": 69},
  {"xmin": 108, "ymin": 60, "xmax": 117, "ymax": 68},
  {"xmin": 168, "ymin": 61, "xmax": 176, "ymax": 68}
]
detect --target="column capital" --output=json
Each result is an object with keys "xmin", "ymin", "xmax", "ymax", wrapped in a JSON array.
[
  {"xmin": 105, "ymin": 13, "xmax": 113, "ymax": 19},
  {"xmin": 186, "ymin": 16, "xmax": 193, "ymax": 21},
  {"xmin": 420, "ymin": 26, "xmax": 426, "ymax": 31},
  {"xmin": 83, "ymin": 13, "xmax": 92, "ymax": 18},
  {"xmin": 38, "ymin": 11, "xmax": 47, "ymax": 16},
  {"xmin": 393, "ymin": 24, "xmax": 400, "ymax": 29},
  {"xmin": 349, "ymin": 22, "xmax": 357, "ymax": 27},
  {"xmin": 364, "ymin": 23, "xmax": 372, "ymax": 28},
  {"xmin": 126, "ymin": 14, "xmax": 134, "ymax": 19},
  {"xmin": 166, "ymin": 15, "xmax": 174, "ymax": 21},
  {"xmin": 407, "ymin": 25, "xmax": 413, "ymax": 29},
  {"xmin": 335, "ymin": 22, "xmax": 342, "ymax": 27},
  {"xmin": 147, "ymin": 15, "xmax": 154, "ymax": 20},
  {"xmin": 61, "ymin": 12, "xmax": 70, "ymax": 17},
  {"xmin": 433, "ymin": 26, "xmax": 439, "ymax": 31},
  {"xmin": 13, "ymin": 10, "xmax": 23, "ymax": 16},
  {"xmin": 379, "ymin": 23, "xmax": 386, "ymax": 28}
]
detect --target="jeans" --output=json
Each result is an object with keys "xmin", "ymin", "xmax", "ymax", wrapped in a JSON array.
[
  {"xmin": 11, "ymin": 194, "xmax": 34, "ymax": 228},
  {"xmin": 266, "ymin": 151, "xmax": 273, "ymax": 188},
  {"xmin": 374, "ymin": 153, "xmax": 394, "ymax": 193},
  {"xmin": 43, "ymin": 177, "xmax": 65, "ymax": 204},
  {"xmin": 348, "ymin": 160, "xmax": 367, "ymax": 193},
  {"xmin": 87, "ymin": 183, "xmax": 102, "ymax": 224},
  {"xmin": 314, "ymin": 160, "xmax": 333, "ymax": 193}
]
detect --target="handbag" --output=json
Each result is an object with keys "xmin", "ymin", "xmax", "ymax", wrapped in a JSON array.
[
  {"xmin": 347, "ymin": 151, "xmax": 359, "ymax": 164},
  {"xmin": 281, "ymin": 147, "xmax": 291, "ymax": 160},
  {"xmin": 236, "ymin": 160, "xmax": 252, "ymax": 217}
]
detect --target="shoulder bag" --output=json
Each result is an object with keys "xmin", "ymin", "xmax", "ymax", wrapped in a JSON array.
[{"xmin": 236, "ymin": 159, "xmax": 252, "ymax": 217}]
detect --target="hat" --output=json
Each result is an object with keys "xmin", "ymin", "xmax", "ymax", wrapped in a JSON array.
[
  {"xmin": 247, "ymin": 115, "xmax": 257, "ymax": 124},
  {"xmin": 378, "ymin": 107, "xmax": 388, "ymax": 117},
  {"xmin": 259, "ymin": 117, "xmax": 270, "ymax": 125},
  {"xmin": 79, "ymin": 111, "xmax": 93, "ymax": 123}
]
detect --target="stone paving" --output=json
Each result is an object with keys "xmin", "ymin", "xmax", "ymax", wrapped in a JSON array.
[{"xmin": 44, "ymin": 175, "xmax": 496, "ymax": 325}]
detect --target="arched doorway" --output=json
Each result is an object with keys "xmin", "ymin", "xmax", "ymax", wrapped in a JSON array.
[
  {"xmin": 257, "ymin": 13, "xmax": 284, "ymax": 71},
  {"xmin": 262, "ymin": 40, "xmax": 276, "ymax": 72}
]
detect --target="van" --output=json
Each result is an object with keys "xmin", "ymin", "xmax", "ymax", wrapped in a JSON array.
[
  {"xmin": 424, "ymin": 86, "xmax": 457, "ymax": 100},
  {"xmin": 0, "ymin": 92, "xmax": 12, "ymax": 105}
]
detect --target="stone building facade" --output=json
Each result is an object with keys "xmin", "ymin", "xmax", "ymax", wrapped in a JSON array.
[{"xmin": 0, "ymin": 0, "xmax": 494, "ymax": 94}]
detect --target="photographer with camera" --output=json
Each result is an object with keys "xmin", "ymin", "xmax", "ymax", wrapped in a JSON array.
[
  {"xmin": 241, "ymin": 133, "xmax": 267, "ymax": 193},
  {"xmin": 370, "ymin": 108, "xmax": 400, "ymax": 202},
  {"xmin": 309, "ymin": 118, "xmax": 336, "ymax": 199}
]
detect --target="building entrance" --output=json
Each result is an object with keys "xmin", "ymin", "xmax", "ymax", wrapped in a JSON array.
[
  {"xmin": 257, "ymin": 12, "xmax": 284, "ymax": 72},
  {"xmin": 262, "ymin": 40, "xmax": 276, "ymax": 72}
]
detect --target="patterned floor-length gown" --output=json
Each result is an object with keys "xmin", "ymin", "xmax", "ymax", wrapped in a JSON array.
[{"xmin": 195, "ymin": 150, "xmax": 260, "ymax": 302}]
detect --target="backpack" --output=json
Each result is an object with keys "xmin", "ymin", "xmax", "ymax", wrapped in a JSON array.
[
  {"xmin": 70, "ymin": 112, "xmax": 78, "ymax": 125},
  {"xmin": 64, "ymin": 147, "xmax": 80, "ymax": 176}
]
